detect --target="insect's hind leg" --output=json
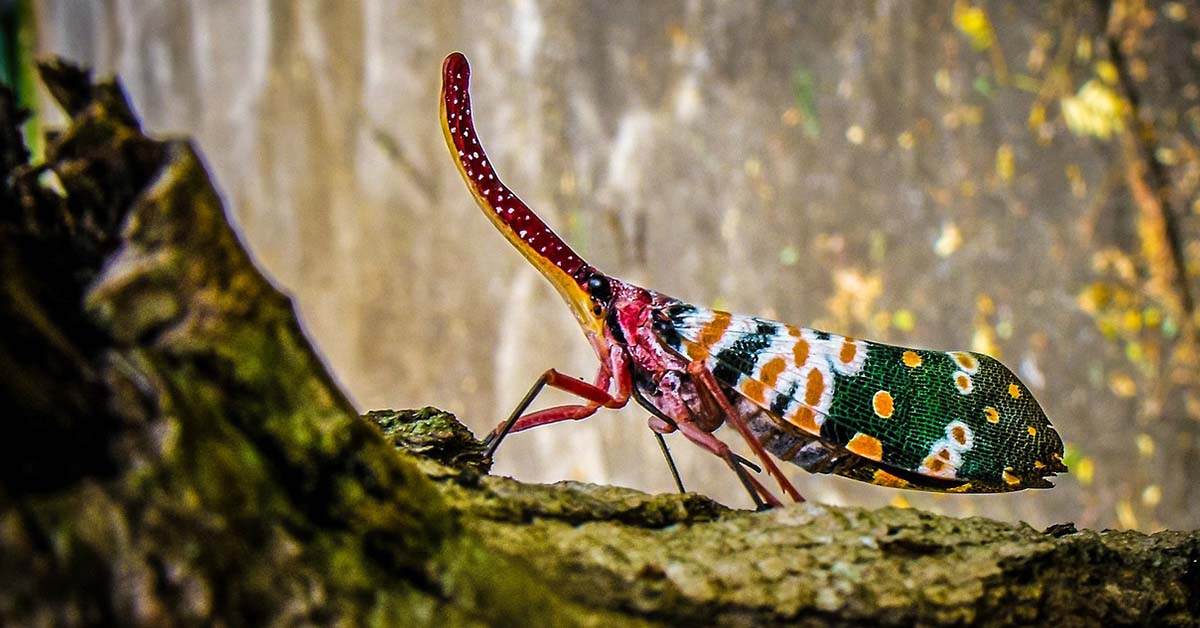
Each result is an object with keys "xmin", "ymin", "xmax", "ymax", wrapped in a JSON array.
[
  {"xmin": 687, "ymin": 361, "xmax": 806, "ymax": 503},
  {"xmin": 672, "ymin": 419, "xmax": 781, "ymax": 509},
  {"xmin": 632, "ymin": 385, "xmax": 689, "ymax": 494},
  {"xmin": 652, "ymin": 431, "xmax": 686, "ymax": 494},
  {"xmin": 633, "ymin": 374, "xmax": 770, "ymax": 501},
  {"xmin": 646, "ymin": 414, "xmax": 763, "ymax": 497}
]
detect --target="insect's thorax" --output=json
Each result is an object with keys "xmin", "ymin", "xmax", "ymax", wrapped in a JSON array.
[
  {"xmin": 601, "ymin": 282, "xmax": 722, "ymax": 433},
  {"xmin": 606, "ymin": 282, "xmax": 682, "ymax": 373}
]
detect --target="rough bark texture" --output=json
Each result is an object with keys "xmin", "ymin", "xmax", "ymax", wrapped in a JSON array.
[{"xmin": 0, "ymin": 61, "xmax": 1197, "ymax": 627}]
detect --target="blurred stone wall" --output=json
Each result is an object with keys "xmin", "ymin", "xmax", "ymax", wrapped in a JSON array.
[{"xmin": 36, "ymin": 0, "xmax": 1200, "ymax": 531}]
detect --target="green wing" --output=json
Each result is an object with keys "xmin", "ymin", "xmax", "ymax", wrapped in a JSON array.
[{"xmin": 659, "ymin": 303, "xmax": 1067, "ymax": 492}]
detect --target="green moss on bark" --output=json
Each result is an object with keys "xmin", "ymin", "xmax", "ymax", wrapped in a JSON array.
[{"xmin": 376, "ymin": 408, "xmax": 1200, "ymax": 627}]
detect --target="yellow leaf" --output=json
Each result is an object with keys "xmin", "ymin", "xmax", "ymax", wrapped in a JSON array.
[
  {"xmin": 1125, "ymin": 341, "xmax": 1144, "ymax": 364},
  {"xmin": 976, "ymin": 293, "xmax": 995, "ymax": 315},
  {"xmin": 1135, "ymin": 433, "xmax": 1155, "ymax": 459},
  {"xmin": 1077, "ymin": 456, "xmax": 1094, "ymax": 486},
  {"xmin": 1095, "ymin": 61, "xmax": 1119, "ymax": 85},
  {"xmin": 1116, "ymin": 500, "xmax": 1138, "ymax": 530},
  {"xmin": 1065, "ymin": 163, "xmax": 1087, "ymax": 199},
  {"xmin": 1076, "ymin": 37, "xmax": 1092, "ymax": 62},
  {"xmin": 934, "ymin": 68, "xmax": 953, "ymax": 95},
  {"xmin": 892, "ymin": 309, "xmax": 916, "ymax": 331},
  {"xmin": 953, "ymin": 1, "xmax": 994, "ymax": 50},
  {"xmin": 1077, "ymin": 282, "xmax": 1112, "ymax": 314},
  {"xmin": 1142, "ymin": 484, "xmax": 1162, "ymax": 508},
  {"xmin": 1061, "ymin": 80, "xmax": 1128, "ymax": 140},
  {"xmin": 971, "ymin": 326, "xmax": 1001, "ymax": 358},
  {"xmin": 1108, "ymin": 372, "xmax": 1137, "ymax": 398},
  {"xmin": 995, "ymin": 144, "xmax": 1014, "ymax": 182},
  {"xmin": 1123, "ymin": 309, "xmax": 1143, "ymax": 333},
  {"xmin": 1028, "ymin": 102, "xmax": 1046, "ymax": 129},
  {"xmin": 934, "ymin": 222, "xmax": 962, "ymax": 257},
  {"xmin": 1143, "ymin": 306, "xmax": 1161, "ymax": 327},
  {"xmin": 845, "ymin": 125, "xmax": 865, "ymax": 145}
]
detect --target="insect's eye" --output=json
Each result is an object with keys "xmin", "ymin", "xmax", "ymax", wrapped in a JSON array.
[
  {"xmin": 585, "ymin": 275, "xmax": 612, "ymax": 302},
  {"xmin": 652, "ymin": 314, "xmax": 672, "ymax": 336}
]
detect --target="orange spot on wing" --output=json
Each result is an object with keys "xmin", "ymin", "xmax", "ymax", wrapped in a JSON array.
[
  {"xmin": 984, "ymin": 406, "xmax": 1000, "ymax": 423},
  {"xmin": 952, "ymin": 351, "xmax": 978, "ymax": 371},
  {"xmin": 840, "ymin": 338, "xmax": 858, "ymax": 364},
  {"xmin": 793, "ymin": 338, "xmax": 811, "ymax": 368},
  {"xmin": 956, "ymin": 374, "xmax": 971, "ymax": 390},
  {"xmin": 950, "ymin": 425, "xmax": 968, "ymax": 446},
  {"xmin": 872, "ymin": 390, "xmax": 894, "ymax": 418},
  {"xmin": 1034, "ymin": 460, "xmax": 1046, "ymax": 469},
  {"xmin": 902, "ymin": 350, "xmax": 922, "ymax": 368},
  {"xmin": 937, "ymin": 448, "xmax": 952, "ymax": 460},
  {"xmin": 872, "ymin": 469, "xmax": 911, "ymax": 488},
  {"xmin": 1027, "ymin": 425, "xmax": 1037, "ymax": 436},
  {"xmin": 1008, "ymin": 383, "xmax": 1021, "ymax": 399},
  {"xmin": 697, "ymin": 311, "xmax": 732, "ymax": 352},
  {"xmin": 740, "ymin": 379, "xmax": 767, "ymax": 404},
  {"xmin": 847, "ymin": 433, "xmax": 883, "ymax": 461},
  {"xmin": 785, "ymin": 325, "xmax": 802, "ymax": 337},
  {"xmin": 804, "ymin": 367, "xmax": 825, "ymax": 406},
  {"xmin": 759, "ymin": 356, "xmax": 787, "ymax": 388},
  {"xmin": 785, "ymin": 366, "xmax": 828, "ymax": 435},
  {"xmin": 788, "ymin": 407, "xmax": 820, "ymax": 434},
  {"xmin": 1003, "ymin": 469, "xmax": 1021, "ymax": 486},
  {"xmin": 923, "ymin": 456, "xmax": 949, "ymax": 473}
]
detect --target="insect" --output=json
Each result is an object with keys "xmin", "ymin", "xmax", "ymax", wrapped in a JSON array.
[{"xmin": 440, "ymin": 52, "xmax": 1066, "ymax": 508}]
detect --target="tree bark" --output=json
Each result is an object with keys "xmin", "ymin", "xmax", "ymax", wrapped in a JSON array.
[{"xmin": 0, "ymin": 60, "xmax": 1196, "ymax": 627}]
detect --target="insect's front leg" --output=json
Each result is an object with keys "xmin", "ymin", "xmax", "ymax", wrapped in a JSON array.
[{"xmin": 483, "ymin": 348, "xmax": 632, "ymax": 458}]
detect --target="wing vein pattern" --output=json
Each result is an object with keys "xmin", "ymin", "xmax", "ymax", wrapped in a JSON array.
[{"xmin": 658, "ymin": 303, "xmax": 1066, "ymax": 492}]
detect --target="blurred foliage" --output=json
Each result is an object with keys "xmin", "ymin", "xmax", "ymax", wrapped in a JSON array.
[
  {"xmin": 790, "ymin": 67, "xmax": 820, "ymax": 139},
  {"xmin": 0, "ymin": 0, "xmax": 37, "ymax": 159},
  {"xmin": 1062, "ymin": 79, "xmax": 1128, "ymax": 139}
]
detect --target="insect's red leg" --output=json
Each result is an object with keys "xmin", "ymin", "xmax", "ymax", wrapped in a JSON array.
[
  {"xmin": 687, "ymin": 361, "xmax": 806, "ymax": 503},
  {"xmin": 484, "ymin": 349, "xmax": 633, "ymax": 458},
  {"xmin": 483, "ymin": 371, "xmax": 602, "ymax": 458},
  {"xmin": 673, "ymin": 419, "xmax": 781, "ymax": 509},
  {"xmin": 543, "ymin": 369, "xmax": 620, "ymax": 406},
  {"xmin": 504, "ymin": 402, "xmax": 601, "ymax": 433}
]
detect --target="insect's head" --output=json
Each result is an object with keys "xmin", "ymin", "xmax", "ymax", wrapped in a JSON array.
[{"xmin": 570, "ymin": 267, "xmax": 620, "ymax": 342}]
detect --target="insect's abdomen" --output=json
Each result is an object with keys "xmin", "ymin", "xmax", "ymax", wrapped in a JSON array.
[{"xmin": 658, "ymin": 303, "xmax": 1067, "ymax": 493}]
